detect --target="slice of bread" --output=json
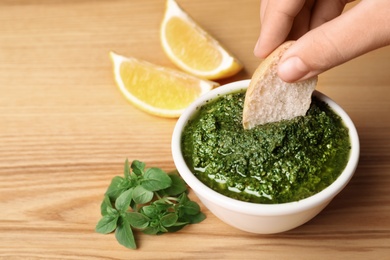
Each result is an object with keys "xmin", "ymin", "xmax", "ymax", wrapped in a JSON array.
[{"xmin": 242, "ymin": 41, "xmax": 317, "ymax": 129}]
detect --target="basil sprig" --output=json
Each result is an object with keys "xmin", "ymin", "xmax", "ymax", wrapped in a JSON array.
[{"xmin": 95, "ymin": 159, "xmax": 206, "ymax": 249}]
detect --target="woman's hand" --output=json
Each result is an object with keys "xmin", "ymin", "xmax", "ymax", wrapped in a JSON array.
[{"xmin": 254, "ymin": 0, "xmax": 390, "ymax": 82}]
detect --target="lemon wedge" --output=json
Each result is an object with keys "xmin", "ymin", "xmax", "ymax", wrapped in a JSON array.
[
  {"xmin": 160, "ymin": 0, "xmax": 243, "ymax": 80},
  {"xmin": 110, "ymin": 52, "xmax": 219, "ymax": 118}
]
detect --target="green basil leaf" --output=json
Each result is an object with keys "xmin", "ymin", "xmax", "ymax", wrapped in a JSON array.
[
  {"xmin": 142, "ymin": 226, "xmax": 159, "ymax": 235},
  {"xmin": 95, "ymin": 214, "xmax": 118, "ymax": 234},
  {"xmin": 178, "ymin": 192, "xmax": 190, "ymax": 204},
  {"xmin": 115, "ymin": 216, "xmax": 136, "ymax": 249},
  {"xmin": 160, "ymin": 213, "xmax": 178, "ymax": 228},
  {"xmin": 141, "ymin": 205, "xmax": 158, "ymax": 218},
  {"xmin": 133, "ymin": 185, "xmax": 154, "ymax": 204},
  {"xmin": 162, "ymin": 174, "xmax": 187, "ymax": 196},
  {"xmin": 126, "ymin": 212, "xmax": 150, "ymax": 229},
  {"xmin": 141, "ymin": 168, "xmax": 172, "ymax": 191},
  {"xmin": 184, "ymin": 212, "xmax": 207, "ymax": 224},
  {"xmin": 158, "ymin": 225, "xmax": 168, "ymax": 233},
  {"xmin": 106, "ymin": 206, "xmax": 118, "ymax": 217},
  {"xmin": 131, "ymin": 160, "xmax": 145, "ymax": 176},
  {"xmin": 172, "ymin": 221, "xmax": 189, "ymax": 227},
  {"xmin": 182, "ymin": 201, "xmax": 201, "ymax": 215},
  {"xmin": 115, "ymin": 188, "xmax": 133, "ymax": 213},
  {"xmin": 105, "ymin": 176, "xmax": 127, "ymax": 200},
  {"xmin": 100, "ymin": 195, "xmax": 113, "ymax": 215}
]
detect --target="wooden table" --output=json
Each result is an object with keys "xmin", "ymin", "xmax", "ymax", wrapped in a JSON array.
[{"xmin": 1, "ymin": 1, "xmax": 389, "ymax": 259}]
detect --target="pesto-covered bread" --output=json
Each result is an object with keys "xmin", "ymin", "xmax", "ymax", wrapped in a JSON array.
[{"xmin": 243, "ymin": 41, "xmax": 317, "ymax": 129}]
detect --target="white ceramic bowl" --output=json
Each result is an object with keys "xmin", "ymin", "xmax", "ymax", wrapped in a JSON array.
[{"xmin": 172, "ymin": 79, "xmax": 360, "ymax": 234}]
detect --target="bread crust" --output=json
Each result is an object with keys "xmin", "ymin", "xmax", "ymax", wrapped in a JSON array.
[{"xmin": 242, "ymin": 41, "xmax": 317, "ymax": 129}]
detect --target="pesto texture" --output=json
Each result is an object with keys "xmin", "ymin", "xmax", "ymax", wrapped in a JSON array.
[{"xmin": 181, "ymin": 91, "xmax": 351, "ymax": 204}]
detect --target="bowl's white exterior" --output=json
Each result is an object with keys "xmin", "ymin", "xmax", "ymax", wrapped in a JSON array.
[{"xmin": 172, "ymin": 80, "xmax": 360, "ymax": 234}]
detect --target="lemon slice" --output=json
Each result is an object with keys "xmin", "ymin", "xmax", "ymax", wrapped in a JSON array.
[
  {"xmin": 110, "ymin": 52, "xmax": 219, "ymax": 118},
  {"xmin": 160, "ymin": 0, "xmax": 243, "ymax": 80}
]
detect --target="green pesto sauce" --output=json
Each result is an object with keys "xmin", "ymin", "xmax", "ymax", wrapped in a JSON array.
[{"xmin": 181, "ymin": 91, "xmax": 351, "ymax": 204}]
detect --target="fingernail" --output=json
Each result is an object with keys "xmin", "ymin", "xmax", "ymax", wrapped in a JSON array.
[{"xmin": 278, "ymin": 57, "xmax": 311, "ymax": 83}]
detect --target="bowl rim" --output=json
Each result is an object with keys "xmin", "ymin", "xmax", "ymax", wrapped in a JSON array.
[{"xmin": 172, "ymin": 79, "xmax": 360, "ymax": 216}]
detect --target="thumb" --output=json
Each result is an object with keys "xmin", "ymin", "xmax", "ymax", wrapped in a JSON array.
[{"xmin": 277, "ymin": 0, "xmax": 390, "ymax": 83}]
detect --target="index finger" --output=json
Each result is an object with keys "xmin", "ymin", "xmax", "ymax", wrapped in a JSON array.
[{"xmin": 255, "ymin": 0, "xmax": 307, "ymax": 58}]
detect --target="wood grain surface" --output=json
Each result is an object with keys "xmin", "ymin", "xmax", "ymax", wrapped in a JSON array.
[{"xmin": 1, "ymin": 1, "xmax": 389, "ymax": 259}]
